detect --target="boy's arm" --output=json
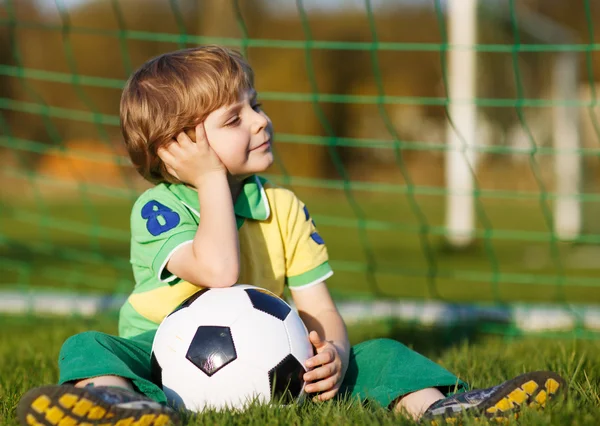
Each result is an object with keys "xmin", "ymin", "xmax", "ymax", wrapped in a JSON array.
[
  {"xmin": 280, "ymin": 190, "xmax": 346, "ymax": 398},
  {"xmin": 291, "ymin": 282, "xmax": 350, "ymax": 381},
  {"xmin": 159, "ymin": 124, "xmax": 240, "ymax": 288},
  {"xmin": 165, "ymin": 172, "xmax": 240, "ymax": 288}
]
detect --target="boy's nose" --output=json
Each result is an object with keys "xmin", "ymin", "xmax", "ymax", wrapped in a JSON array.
[{"xmin": 251, "ymin": 111, "xmax": 269, "ymax": 134}]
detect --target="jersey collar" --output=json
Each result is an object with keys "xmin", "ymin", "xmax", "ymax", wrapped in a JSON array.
[{"xmin": 168, "ymin": 175, "xmax": 270, "ymax": 221}]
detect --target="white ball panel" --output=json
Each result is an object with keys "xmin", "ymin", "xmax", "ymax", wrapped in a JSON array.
[
  {"xmin": 230, "ymin": 309, "xmax": 291, "ymax": 372},
  {"xmin": 197, "ymin": 359, "xmax": 271, "ymax": 411},
  {"xmin": 185, "ymin": 288, "xmax": 254, "ymax": 325},
  {"xmin": 283, "ymin": 310, "xmax": 313, "ymax": 368},
  {"xmin": 160, "ymin": 355, "xmax": 206, "ymax": 409},
  {"xmin": 152, "ymin": 310, "xmax": 196, "ymax": 364},
  {"xmin": 162, "ymin": 357, "xmax": 271, "ymax": 411}
]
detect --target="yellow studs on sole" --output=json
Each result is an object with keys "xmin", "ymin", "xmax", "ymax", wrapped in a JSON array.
[
  {"xmin": 58, "ymin": 394, "xmax": 79, "ymax": 410},
  {"xmin": 546, "ymin": 378, "xmax": 560, "ymax": 395},
  {"xmin": 535, "ymin": 390, "xmax": 547, "ymax": 406},
  {"xmin": 522, "ymin": 380, "xmax": 539, "ymax": 395},
  {"xmin": 132, "ymin": 414, "xmax": 158, "ymax": 426},
  {"xmin": 44, "ymin": 405, "xmax": 65, "ymax": 424},
  {"xmin": 488, "ymin": 376, "xmax": 560, "ymax": 416},
  {"xmin": 25, "ymin": 390, "xmax": 172, "ymax": 426},
  {"xmin": 507, "ymin": 388, "xmax": 528, "ymax": 405},
  {"xmin": 87, "ymin": 405, "xmax": 107, "ymax": 420},
  {"xmin": 115, "ymin": 417, "xmax": 135, "ymax": 426},
  {"xmin": 26, "ymin": 414, "xmax": 45, "ymax": 426},
  {"xmin": 31, "ymin": 395, "xmax": 52, "ymax": 414},
  {"xmin": 154, "ymin": 415, "xmax": 173, "ymax": 426},
  {"xmin": 71, "ymin": 398, "xmax": 94, "ymax": 417},
  {"xmin": 495, "ymin": 397, "xmax": 515, "ymax": 412},
  {"xmin": 57, "ymin": 416, "xmax": 78, "ymax": 426}
]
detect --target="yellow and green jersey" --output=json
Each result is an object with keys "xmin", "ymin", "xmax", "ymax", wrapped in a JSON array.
[{"xmin": 119, "ymin": 175, "xmax": 332, "ymax": 338}]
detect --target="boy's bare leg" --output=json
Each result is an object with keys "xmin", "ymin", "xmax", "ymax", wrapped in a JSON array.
[
  {"xmin": 75, "ymin": 375, "xmax": 135, "ymax": 391},
  {"xmin": 393, "ymin": 388, "xmax": 445, "ymax": 420}
]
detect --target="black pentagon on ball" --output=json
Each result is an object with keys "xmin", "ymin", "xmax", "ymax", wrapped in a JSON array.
[
  {"xmin": 186, "ymin": 325, "xmax": 237, "ymax": 376},
  {"xmin": 245, "ymin": 288, "xmax": 291, "ymax": 321},
  {"xmin": 167, "ymin": 288, "xmax": 211, "ymax": 318},
  {"xmin": 268, "ymin": 354, "xmax": 305, "ymax": 403}
]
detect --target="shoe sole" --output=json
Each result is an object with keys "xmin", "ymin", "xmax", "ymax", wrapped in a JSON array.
[
  {"xmin": 428, "ymin": 370, "xmax": 566, "ymax": 424},
  {"xmin": 17, "ymin": 385, "xmax": 178, "ymax": 426}
]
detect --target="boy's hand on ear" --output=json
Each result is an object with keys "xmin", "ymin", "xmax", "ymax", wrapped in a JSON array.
[
  {"xmin": 157, "ymin": 123, "xmax": 225, "ymax": 187},
  {"xmin": 303, "ymin": 330, "xmax": 344, "ymax": 402}
]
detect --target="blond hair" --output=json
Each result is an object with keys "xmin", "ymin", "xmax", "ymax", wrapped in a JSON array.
[{"xmin": 120, "ymin": 45, "xmax": 254, "ymax": 184}]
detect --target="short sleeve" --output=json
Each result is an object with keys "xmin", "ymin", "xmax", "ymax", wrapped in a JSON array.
[
  {"xmin": 283, "ymin": 193, "xmax": 333, "ymax": 290},
  {"xmin": 130, "ymin": 192, "xmax": 198, "ymax": 284}
]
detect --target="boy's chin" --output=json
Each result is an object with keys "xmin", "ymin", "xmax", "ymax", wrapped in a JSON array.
[
  {"xmin": 253, "ymin": 154, "xmax": 274, "ymax": 172},
  {"xmin": 234, "ymin": 158, "xmax": 273, "ymax": 177}
]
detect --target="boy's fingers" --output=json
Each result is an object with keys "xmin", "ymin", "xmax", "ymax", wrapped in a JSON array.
[
  {"xmin": 305, "ymin": 350, "xmax": 334, "ymax": 368},
  {"xmin": 175, "ymin": 123, "xmax": 207, "ymax": 149},
  {"xmin": 303, "ymin": 363, "xmax": 335, "ymax": 382},
  {"xmin": 157, "ymin": 146, "xmax": 175, "ymax": 163},
  {"xmin": 160, "ymin": 138, "xmax": 183, "ymax": 156},
  {"xmin": 176, "ymin": 131, "xmax": 193, "ymax": 146},
  {"xmin": 317, "ymin": 387, "xmax": 339, "ymax": 402},
  {"xmin": 308, "ymin": 330, "xmax": 323, "ymax": 347},
  {"xmin": 194, "ymin": 122, "xmax": 208, "ymax": 145},
  {"xmin": 305, "ymin": 376, "xmax": 336, "ymax": 394}
]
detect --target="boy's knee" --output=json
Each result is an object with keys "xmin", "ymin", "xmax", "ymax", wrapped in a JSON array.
[
  {"xmin": 371, "ymin": 338, "xmax": 409, "ymax": 352},
  {"xmin": 354, "ymin": 338, "xmax": 412, "ymax": 358},
  {"xmin": 60, "ymin": 331, "xmax": 108, "ymax": 355}
]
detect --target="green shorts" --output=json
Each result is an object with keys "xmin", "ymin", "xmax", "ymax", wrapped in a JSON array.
[{"xmin": 58, "ymin": 331, "xmax": 468, "ymax": 409}]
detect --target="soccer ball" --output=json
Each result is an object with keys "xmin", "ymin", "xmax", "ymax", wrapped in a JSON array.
[{"xmin": 150, "ymin": 284, "xmax": 314, "ymax": 412}]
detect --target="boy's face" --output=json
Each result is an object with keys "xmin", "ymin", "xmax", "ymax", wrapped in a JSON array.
[{"xmin": 203, "ymin": 89, "xmax": 274, "ymax": 177}]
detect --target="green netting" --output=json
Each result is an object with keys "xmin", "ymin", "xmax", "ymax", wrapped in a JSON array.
[{"xmin": 2, "ymin": 0, "xmax": 600, "ymax": 335}]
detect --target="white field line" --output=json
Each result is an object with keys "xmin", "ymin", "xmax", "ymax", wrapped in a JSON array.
[{"xmin": 2, "ymin": 290, "xmax": 600, "ymax": 332}]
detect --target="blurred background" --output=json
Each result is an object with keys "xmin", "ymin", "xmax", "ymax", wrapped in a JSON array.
[{"xmin": 2, "ymin": 0, "xmax": 600, "ymax": 335}]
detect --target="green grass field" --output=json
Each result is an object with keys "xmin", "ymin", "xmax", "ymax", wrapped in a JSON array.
[
  {"xmin": 1, "ymin": 314, "xmax": 599, "ymax": 425},
  {"xmin": 2, "ymin": 177, "xmax": 600, "ymax": 424}
]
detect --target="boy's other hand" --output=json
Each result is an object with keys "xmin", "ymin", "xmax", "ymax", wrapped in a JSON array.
[
  {"xmin": 303, "ymin": 330, "xmax": 343, "ymax": 402},
  {"xmin": 158, "ymin": 123, "xmax": 225, "ymax": 187}
]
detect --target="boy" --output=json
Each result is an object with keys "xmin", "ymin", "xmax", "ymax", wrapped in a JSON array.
[{"xmin": 17, "ymin": 46, "xmax": 565, "ymax": 426}]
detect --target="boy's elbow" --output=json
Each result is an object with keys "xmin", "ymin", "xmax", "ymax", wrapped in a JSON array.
[
  {"xmin": 197, "ymin": 264, "xmax": 239, "ymax": 288},
  {"xmin": 184, "ymin": 251, "xmax": 239, "ymax": 288},
  {"xmin": 206, "ymin": 271, "xmax": 238, "ymax": 288}
]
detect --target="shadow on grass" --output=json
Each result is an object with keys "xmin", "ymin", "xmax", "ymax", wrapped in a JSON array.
[{"xmin": 347, "ymin": 318, "xmax": 484, "ymax": 359}]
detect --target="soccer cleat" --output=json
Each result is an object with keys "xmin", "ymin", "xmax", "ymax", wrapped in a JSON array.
[
  {"xmin": 421, "ymin": 371, "xmax": 566, "ymax": 424},
  {"xmin": 17, "ymin": 384, "xmax": 180, "ymax": 426}
]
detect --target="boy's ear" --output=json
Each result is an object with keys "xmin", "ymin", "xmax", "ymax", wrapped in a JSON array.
[{"xmin": 184, "ymin": 128, "xmax": 196, "ymax": 142}]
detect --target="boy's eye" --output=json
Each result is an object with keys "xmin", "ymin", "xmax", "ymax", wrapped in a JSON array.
[
  {"xmin": 252, "ymin": 103, "xmax": 262, "ymax": 111},
  {"xmin": 225, "ymin": 116, "xmax": 241, "ymax": 127}
]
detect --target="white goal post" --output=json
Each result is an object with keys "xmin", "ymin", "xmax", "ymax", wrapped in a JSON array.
[{"xmin": 445, "ymin": 0, "xmax": 581, "ymax": 246}]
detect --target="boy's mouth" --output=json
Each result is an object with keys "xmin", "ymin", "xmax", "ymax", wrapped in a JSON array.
[{"xmin": 251, "ymin": 138, "xmax": 271, "ymax": 151}]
